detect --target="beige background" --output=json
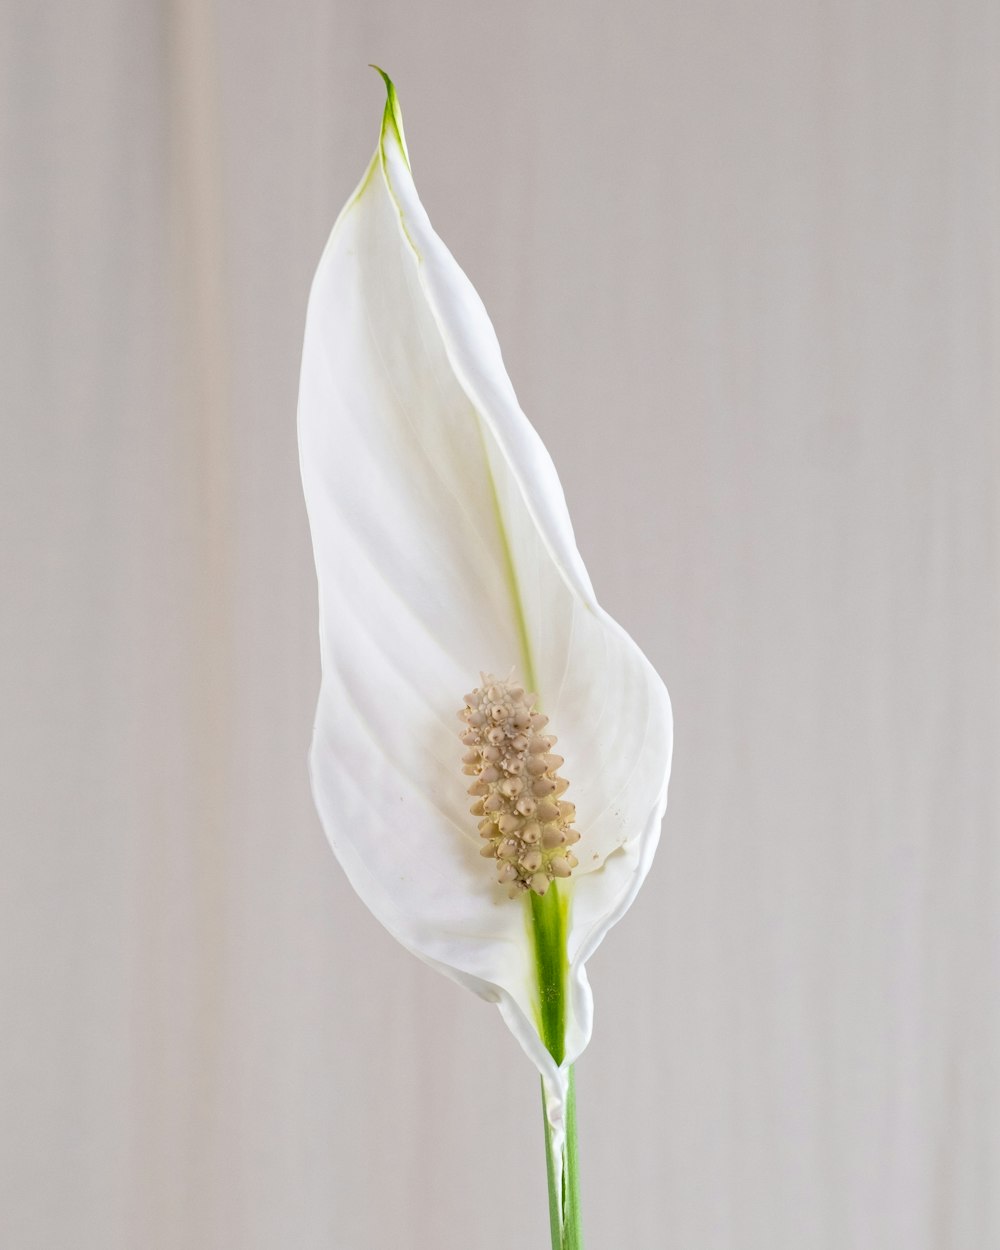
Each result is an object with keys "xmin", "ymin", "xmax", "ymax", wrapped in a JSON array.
[{"xmin": 3, "ymin": 1, "xmax": 998, "ymax": 1247}]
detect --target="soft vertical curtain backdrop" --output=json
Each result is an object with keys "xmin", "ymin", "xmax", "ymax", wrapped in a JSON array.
[{"xmin": 2, "ymin": 1, "xmax": 997, "ymax": 1248}]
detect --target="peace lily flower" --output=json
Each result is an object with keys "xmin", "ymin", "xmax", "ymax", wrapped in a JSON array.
[{"xmin": 298, "ymin": 70, "xmax": 672, "ymax": 1248}]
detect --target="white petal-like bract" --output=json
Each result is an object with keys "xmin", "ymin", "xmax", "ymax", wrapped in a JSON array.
[{"xmin": 298, "ymin": 75, "xmax": 672, "ymax": 1118}]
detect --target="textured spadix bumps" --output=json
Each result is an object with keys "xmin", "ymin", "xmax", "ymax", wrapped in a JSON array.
[
  {"xmin": 460, "ymin": 675, "xmax": 580, "ymax": 896},
  {"xmin": 298, "ymin": 73, "xmax": 673, "ymax": 1150}
]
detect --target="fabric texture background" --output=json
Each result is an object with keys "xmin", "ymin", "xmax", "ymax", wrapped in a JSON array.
[{"xmin": 2, "ymin": 2, "xmax": 997, "ymax": 1247}]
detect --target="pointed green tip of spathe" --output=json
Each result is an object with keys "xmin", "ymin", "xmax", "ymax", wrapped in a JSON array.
[{"xmin": 369, "ymin": 65, "xmax": 410, "ymax": 169}]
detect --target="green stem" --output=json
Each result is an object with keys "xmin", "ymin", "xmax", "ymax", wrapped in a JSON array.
[
  {"xmin": 531, "ymin": 886, "xmax": 567, "ymax": 1064},
  {"xmin": 530, "ymin": 887, "xmax": 584, "ymax": 1249},
  {"xmin": 541, "ymin": 1068, "xmax": 583, "ymax": 1250},
  {"xmin": 564, "ymin": 1066, "xmax": 583, "ymax": 1245}
]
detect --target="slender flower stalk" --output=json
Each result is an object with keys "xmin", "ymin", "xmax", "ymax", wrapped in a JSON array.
[{"xmin": 297, "ymin": 69, "xmax": 672, "ymax": 1248}]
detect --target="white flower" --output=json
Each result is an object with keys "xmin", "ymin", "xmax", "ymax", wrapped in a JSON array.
[{"xmin": 298, "ymin": 72, "xmax": 672, "ymax": 1162}]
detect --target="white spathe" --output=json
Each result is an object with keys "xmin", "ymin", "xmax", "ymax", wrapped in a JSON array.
[{"xmin": 297, "ymin": 78, "xmax": 672, "ymax": 1142}]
